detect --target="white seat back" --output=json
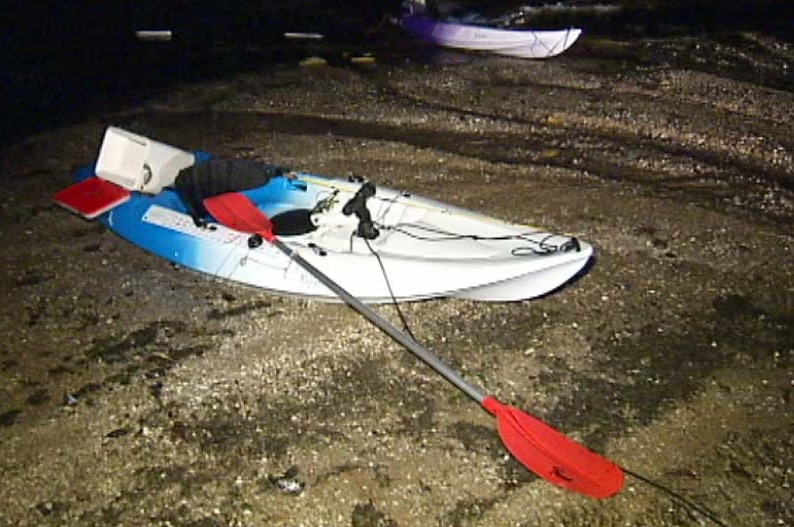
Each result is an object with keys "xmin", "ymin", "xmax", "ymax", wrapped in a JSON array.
[{"xmin": 95, "ymin": 127, "xmax": 195, "ymax": 193}]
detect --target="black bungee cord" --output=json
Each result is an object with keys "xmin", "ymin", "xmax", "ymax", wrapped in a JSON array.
[
  {"xmin": 362, "ymin": 237, "xmax": 418, "ymax": 343},
  {"xmin": 378, "ymin": 221, "xmax": 561, "ymax": 255},
  {"xmin": 622, "ymin": 467, "xmax": 731, "ymax": 527}
]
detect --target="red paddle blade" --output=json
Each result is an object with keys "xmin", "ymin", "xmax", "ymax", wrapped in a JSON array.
[
  {"xmin": 482, "ymin": 396, "xmax": 624, "ymax": 499},
  {"xmin": 203, "ymin": 192, "xmax": 275, "ymax": 241}
]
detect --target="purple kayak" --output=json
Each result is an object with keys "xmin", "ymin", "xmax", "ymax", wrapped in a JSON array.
[{"xmin": 401, "ymin": 14, "xmax": 582, "ymax": 59}]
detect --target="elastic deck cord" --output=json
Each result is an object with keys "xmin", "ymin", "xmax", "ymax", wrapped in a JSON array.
[{"xmin": 377, "ymin": 221, "xmax": 565, "ymax": 255}]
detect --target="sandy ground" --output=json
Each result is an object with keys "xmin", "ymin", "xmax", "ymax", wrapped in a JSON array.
[{"xmin": 1, "ymin": 27, "xmax": 792, "ymax": 527}]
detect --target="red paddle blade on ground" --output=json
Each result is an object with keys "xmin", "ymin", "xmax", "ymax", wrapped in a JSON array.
[
  {"xmin": 203, "ymin": 192, "xmax": 275, "ymax": 241},
  {"xmin": 483, "ymin": 396, "xmax": 624, "ymax": 498}
]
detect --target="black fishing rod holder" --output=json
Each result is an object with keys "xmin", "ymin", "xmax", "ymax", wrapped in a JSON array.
[{"xmin": 342, "ymin": 181, "xmax": 379, "ymax": 240}]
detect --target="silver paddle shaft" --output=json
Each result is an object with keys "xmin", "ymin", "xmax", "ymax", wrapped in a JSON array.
[{"xmin": 272, "ymin": 238, "xmax": 489, "ymax": 404}]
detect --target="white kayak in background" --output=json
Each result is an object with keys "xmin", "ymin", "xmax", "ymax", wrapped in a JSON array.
[{"xmin": 400, "ymin": 14, "xmax": 582, "ymax": 59}]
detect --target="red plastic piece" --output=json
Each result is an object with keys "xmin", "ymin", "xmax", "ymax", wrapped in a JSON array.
[
  {"xmin": 482, "ymin": 396, "xmax": 624, "ymax": 499},
  {"xmin": 53, "ymin": 177, "xmax": 131, "ymax": 219}
]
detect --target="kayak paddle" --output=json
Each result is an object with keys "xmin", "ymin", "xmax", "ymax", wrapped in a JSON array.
[{"xmin": 203, "ymin": 191, "xmax": 624, "ymax": 499}]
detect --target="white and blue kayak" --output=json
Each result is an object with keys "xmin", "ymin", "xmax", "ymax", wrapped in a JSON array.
[{"xmin": 54, "ymin": 127, "xmax": 593, "ymax": 303}]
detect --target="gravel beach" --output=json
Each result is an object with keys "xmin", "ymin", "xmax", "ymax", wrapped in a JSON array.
[{"xmin": 1, "ymin": 6, "xmax": 792, "ymax": 526}]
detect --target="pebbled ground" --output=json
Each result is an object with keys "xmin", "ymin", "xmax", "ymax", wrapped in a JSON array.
[{"xmin": 0, "ymin": 17, "xmax": 792, "ymax": 527}]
